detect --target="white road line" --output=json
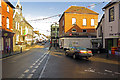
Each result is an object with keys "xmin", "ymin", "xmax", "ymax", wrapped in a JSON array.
[
  {"xmin": 29, "ymin": 66, "xmax": 33, "ymax": 68},
  {"xmin": 33, "ymin": 63, "xmax": 36, "ymax": 66},
  {"xmin": 24, "ymin": 69, "xmax": 29, "ymax": 73},
  {"xmin": 27, "ymin": 74, "xmax": 33, "ymax": 78},
  {"xmin": 105, "ymin": 70, "xmax": 112, "ymax": 73},
  {"xmin": 18, "ymin": 74, "xmax": 25, "ymax": 78},
  {"xmin": 35, "ymin": 65, "xmax": 39, "ymax": 68},
  {"xmin": 114, "ymin": 72, "xmax": 120, "ymax": 75},
  {"xmin": 38, "ymin": 63, "xmax": 41, "ymax": 66},
  {"xmin": 32, "ymin": 69, "xmax": 36, "ymax": 73},
  {"xmin": 38, "ymin": 53, "xmax": 50, "ymax": 79}
]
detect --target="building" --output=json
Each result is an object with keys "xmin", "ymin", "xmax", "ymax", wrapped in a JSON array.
[
  {"xmin": 51, "ymin": 23, "xmax": 59, "ymax": 47},
  {"xmin": 24, "ymin": 19, "xmax": 34, "ymax": 46},
  {"xmin": 1, "ymin": 0, "xmax": 15, "ymax": 54},
  {"xmin": 59, "ymin": 6, "xmax": 99, "ymax": 49},
  {"xmin": 92, "ymin": 14, "xmax": 105, "ymax": 49},
  {"xmin": 13, "ymin": 0, "xmax": 26, "ymax": 51},
  {"xmin": 102, "ymin": 1, "xmax": 120, "ymax": 54},
  {"xmin": 33, "ymin": 31, "xmax": 40, "ymax": 43}
]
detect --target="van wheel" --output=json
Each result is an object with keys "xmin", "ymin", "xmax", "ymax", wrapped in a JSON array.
[
  {"xmin": 73, "ymin": 54, "xmax": 77, "ymax": 59},
  {"xmin": 65, "ymin": 52, "xmax": 68, "ymax": 56}
]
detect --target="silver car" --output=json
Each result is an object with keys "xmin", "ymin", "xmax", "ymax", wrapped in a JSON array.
[{"xmin": 65, "ymin": 47, "xmax": 93, "ymax": 59}]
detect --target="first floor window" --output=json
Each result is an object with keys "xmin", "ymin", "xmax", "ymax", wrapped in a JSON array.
[
  {"xmin": 16, "ymin": 35, "xmax": 19, "ymax": 41},
  {"xmin": 91, "ymin": 19, "xmax": 94, "ymax": 26},
  {"xmin": 83, "ymin": 19, "xmax": 86, "ymax": 26},
  {"xmin": 72, "ymin": 18, "xmax": 76, "ymax": 25},
  {"xmin": 7, "ymin": 5, "xmax": 9, "ymax": 12},
  {"xmin": 7, "ymin": 18, "xmax": 9, "ymax": 29}
]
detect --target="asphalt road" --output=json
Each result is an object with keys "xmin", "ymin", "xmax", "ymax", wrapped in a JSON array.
[
  {"xmin": 2, "ymin": 43, "xmax": 50, "ymax": 78},
  {"xmin": 2, "ymin": 43, "xmax": 120, "ymax": 79}
]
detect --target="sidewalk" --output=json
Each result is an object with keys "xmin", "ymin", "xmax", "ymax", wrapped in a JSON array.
[{"xmin": 1, "ymin": 44, "xmax": 36, "ymax": 59}]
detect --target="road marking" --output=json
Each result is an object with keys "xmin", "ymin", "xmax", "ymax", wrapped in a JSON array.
[
  {"xmin": 35, "ymin": 65, "xmax": 39, "ymax": 68},
  {"xmin": 32, "ymin": 69, "xmax": 36, "ymax": 73},
  {"xmin": 114, "ymin": 72, "xmax": 120, "ymax": 75},
  {"xmin": 24, "ymin": 69, "xmax": 29, "ymax": 73},
  {"xmin": 33, "ymin": 63, "xmax": 36, "ymax": 66},
  {"xmin": 27, "ymin": 74, "xmax": 33, "ymax": 78},
  {"xmin": 38, "ymin": 53, "xmax": 50, "ymax": 79},
  {"xmin": 105, "ymin": 70, "xmax": 112, "ymax": 73},
  {"xmin": 38, "ymin": 63, "xmax": 41, "ymax": 66},
  {"xmin": 18, "ymin": 74, "xmax": 25, "ymax": 78},
  {"xmin": 29, "ymin": 66, "xmax": 33, "ymax": 68}
]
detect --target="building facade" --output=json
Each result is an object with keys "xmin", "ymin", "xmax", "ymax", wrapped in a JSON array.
[
  {"xmin": 102, "ymin": 2, "xmax": 120, "ymax": 53},
  {"xmin": 13, "ymin": 0, "xmax": 26, "ymax": 51},
  {"xmin": 59, "ymin": 6, "xmax": 98, "ymax": 49},
  {"xmin": 51, "ymin": 23, "xmax": 59, "ymax": 46},
  {"xmin": 1, "ymin": 0, "xmax": 15, "ymax": 54}
]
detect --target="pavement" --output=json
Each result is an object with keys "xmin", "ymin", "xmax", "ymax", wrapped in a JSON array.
[{"xmin": 1, "ymin": 44, "xmax": 38, "ymax": 59}]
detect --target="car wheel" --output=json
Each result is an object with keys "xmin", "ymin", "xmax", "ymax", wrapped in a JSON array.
[
  {"xmin": 73, "ymin": 54, "xmax": 77, "ymax": 59},
  {"xmin": 65, "ymin": 52, "xmax": 68, "ymax": 56}
]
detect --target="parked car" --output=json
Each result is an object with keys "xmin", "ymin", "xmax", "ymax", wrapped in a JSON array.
[{"xmin": 65, "ymin": 47, "xmax": 93, "ymax": 59}]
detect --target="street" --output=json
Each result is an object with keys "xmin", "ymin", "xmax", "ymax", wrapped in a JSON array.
[{"xmin": 2, "ymin": 43, "xmax": 120, "ymax": 79}]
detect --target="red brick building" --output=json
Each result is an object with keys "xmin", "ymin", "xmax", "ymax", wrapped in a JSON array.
[{"xmin": 1, "ymin": 0, "xmax": 15, "ymax": 54}]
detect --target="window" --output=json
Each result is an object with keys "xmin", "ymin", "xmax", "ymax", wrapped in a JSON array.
[
  {"xmin": 83, "ymin": 19, "xmax": 86, "ymax": 26},
  {"xmin": 72, "ymin": 18, "xmax": 76, "ymax": 25},
  {"xmin": 72, "ymin": 28, "xmax": 76, "ymax": 32},
  {"xmin": 7, "ymin": 18, "xmax": 9, "ymax": 29},
  {"xmin": 7, "ymin": 5, "xmax": 9, "ymax": 12},
  {"xmin": 16, "ymin": 35, "xmax": 19, "ymax": 41},
  {"xmin": 21, "ymin": 26, "xmax": 22, "ymax": 35},
  {"xmin": 83, "ymin": 29, "xmax": 87, "ymax": 33},
  {"xmin": 110, "ymin": 26, "xmax": 112, "ymax": 31},
  {"xmin": 91, "ymin": 19, "xmax": 94, "ymax": 26},
  {"xmin": 109, "ymin": 7, "xmax": 114, "ymax": 22},
  {"xmin": 0, "ymin": 0, "xmax": 1, "ymax": 7},
  {"xmin": 16, "ymin": 22, "xmax": 17, "ymax": 29},
  {"xmin": 0, "ymin": 14, "xmax": 1, "ymax": 26}
]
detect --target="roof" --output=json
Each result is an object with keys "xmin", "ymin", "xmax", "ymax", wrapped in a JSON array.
[
  {"xmin": 65, "ymin": 6, "xmax": 99, "ymax": 15},
  {"xmin": 4, "ymin": 0, "xmax": 15, "ymax": 8},
  {"xmin": 102, "ymin": 2, "xmax": 117, "ymax": 9},
  {"xmin": 96, "ymin": 14, "xmax": 104, "ymax": 30}
]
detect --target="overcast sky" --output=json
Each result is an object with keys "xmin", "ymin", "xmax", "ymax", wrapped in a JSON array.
[{"xmin": 9, "ymin": 0, "xmax": 111, "ymax": 36}]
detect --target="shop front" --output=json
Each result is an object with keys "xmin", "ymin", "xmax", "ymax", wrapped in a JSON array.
[
  {"xmin": 106, "ymin": 38, "xmax": 120, "ymax": 56},
  {"xmin": 2, "ymin": 30, "xmax": 14, "ymax": 54}
]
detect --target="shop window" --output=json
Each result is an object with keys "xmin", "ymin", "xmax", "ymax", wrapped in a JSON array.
[
  {"xmin": 83, "ymin": 19, "xmax": 86, "ymax": 26},
  {"xmin": 91, "ymin": 19, "xmax": 94, "ymax": 26},
  {"xmin": 109, "ymin": 7, "xmax": 114, "ymax": 22},
  {"xmin": 7, "ymin": 5, "xmax": 9, "ymax": 12},
  {"xmin": 83, "ymin": 29, "xmax": 87, "ymax": 33},
  {"xmin": 7, "ymin": 18, "xmax": 9, "ymax": 29},
  {"xmin": 72, "ymin": 18, "xmax": 76, "ymax": 25},
  {"xmin": 0, "ymin": 14, "xmax": 1, "ymax": 26}
]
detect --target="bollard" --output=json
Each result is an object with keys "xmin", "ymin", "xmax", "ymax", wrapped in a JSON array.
[{"xmin": 20, "ymin": 47, "xmax": 22, "ymax": 53}]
